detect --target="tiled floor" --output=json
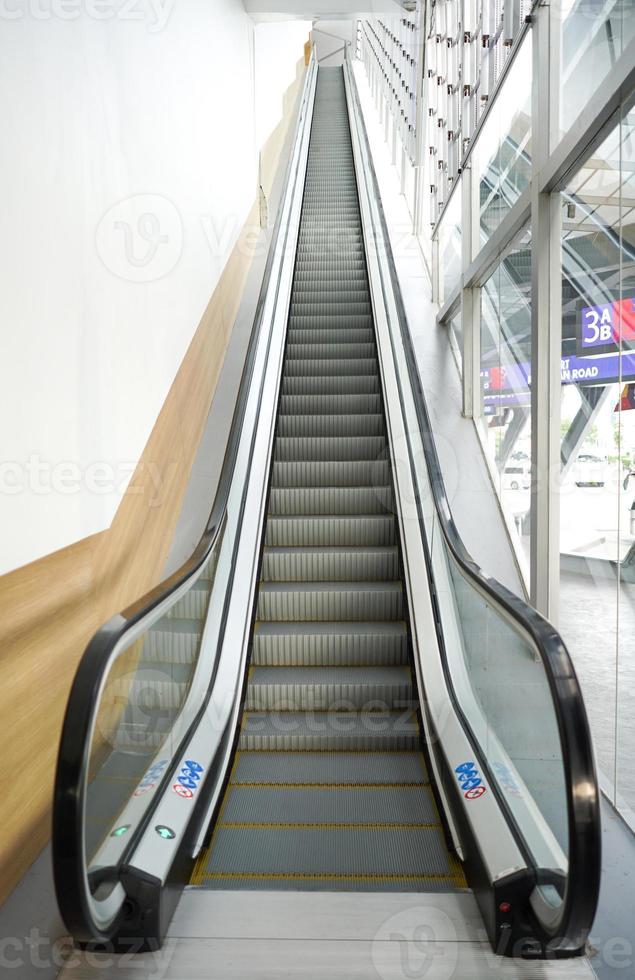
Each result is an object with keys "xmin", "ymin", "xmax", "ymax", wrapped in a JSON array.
[{"xmin": 560, "ymin": 568, "xmax": 635, "ymax": 822}]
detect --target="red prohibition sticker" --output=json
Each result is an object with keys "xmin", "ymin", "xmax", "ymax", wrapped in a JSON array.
[
  {"xmin": 465, "ymin": 785, "xmax": 487, "ymax": 800},
  {"xmin": 172, "ymin": 783, "xmax": 193, "ymax": 799}
]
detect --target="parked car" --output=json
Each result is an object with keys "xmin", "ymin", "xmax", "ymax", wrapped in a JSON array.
[{"xmin": 502, "ymin": 464, "xmax": 531, "ymax": 491}]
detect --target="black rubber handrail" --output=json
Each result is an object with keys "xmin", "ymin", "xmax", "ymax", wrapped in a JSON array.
[
  {"xmin": 53, "ymin": 55, "xmax": 317, "ymax": 944},
  {"xmin": 344, "ymin": 55, "xmax": 601, "ymax": 954}
]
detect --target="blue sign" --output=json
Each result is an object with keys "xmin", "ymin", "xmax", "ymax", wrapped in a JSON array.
[
  {"xmin": 579, "ymin": 297, "xmax": 635, "ymax": 355},
  {"xmin": 134, "ymin": 758, "xmax": 169, "ymax": 797},
  {"xmin": 455, "ymin": 762, "xmax": 487, "ymax": 800},
  {"xmin": 580, "ymin": 302, "xmax": 615, "ymax": 349},
  {"xmin": 173, "ymin": 760, "xmax": 205, "ymax": 799},
  {"xmin": 482, "ymin": 350, "xmax": 635, "ymax": 413}
]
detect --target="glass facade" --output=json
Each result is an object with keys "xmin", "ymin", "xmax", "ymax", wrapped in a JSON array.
[
  {"xmin": 438, "ymin": 181, "xmax": 462, "ymax": 304},
  {"xmin": 475, "ymin": 34, "xmax": 532, "ymax": 247},
  {"xmin": 559, "ymin": 0, "xmax": 635, "ymax": 131},
  {"xmin": 448, "ymin": 309, "xmax": 463, "ymax": 373},
  {"xmin": 359, "ymin": 0, "xmax": 635, "ymax": 831},
  {"xmin": 559, "ymin": 103, "xmax": 635, "ymax": 817},
  {"xmin": 480, "ymin": 229, "xmax": 532, "ymax": 563}
]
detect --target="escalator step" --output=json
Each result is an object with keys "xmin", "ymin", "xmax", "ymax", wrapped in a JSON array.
[
  {"xmin": 285, "ymin": 327, "xmax": 374, "ymax": 344},
  {"xmin": 272, "ymin": 459, "xmax": 390, "ymax": 487},
  {"xmin": 239, "ymin": 709, "xmax": 419, "ymax": 751},
  {"xmin": 245, "ymin": 665, "xmax": 413, "ymax": 711},
  {"xmin": 276, "ymin": 414, "xmax": 385, "ymax": 438},
  {"xmin": 283, "ymin": 357, "xmax": 378, "ymax": 377},
  {"xmin": 231, "ymin": 751, "xmax": 428, "ymax": 785},
  {"xmin": 203, "ymin": 826, "xmax": 456, "ymax": 880},
  {"xmin": 260, "ymin": 546, "xmax": 400, "ymax": 583},
  {"xmin": 252, "ymin": 620, "xmax": 408, "ymax": 666},
  {"xmin": 279, "ymin": 393, "xmax": 381, "ymax": 415},
  {"xmin": 264, "ymin": 515, "xmax": 396, "ymax": 547},
  {"xmin": 274, "ymin": 435, "xmax": 386, "ymax": 461},
  {"xmin": 256, "ymin": 581, "xmax": 404, "ymax": 622},
  {"xmin": 220, "ymin": 785, "xmax": 438, "ymax": 825},
  {"xmin": 268, "ymin": 485, "xmax": 392, "ymax": 515},
  {"xmin": 281, "ymin": 375, "xmax": 380, "ymax": 395}
]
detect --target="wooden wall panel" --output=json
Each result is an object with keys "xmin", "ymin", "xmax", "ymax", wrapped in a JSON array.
[{"xmin": 0, "ymin": 55, "xmax": 306, "ymax": 908}]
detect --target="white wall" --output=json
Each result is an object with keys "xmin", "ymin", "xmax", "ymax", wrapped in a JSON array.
[
  {"xmin": 255, "ymin": 21, "xmax": 310, "ymax": 150},
  {"xmin": 0, "ymin": 1, "xmax": 309, "ymax": 575}
]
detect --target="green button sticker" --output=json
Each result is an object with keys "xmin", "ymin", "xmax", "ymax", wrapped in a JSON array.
[
  {"xmin": 155, "ymin": 825, "xmax": 176, "ymax": 841},
  {"xmin": 110, "ymin": 825, "xmax": 130, "ymax": 838}
]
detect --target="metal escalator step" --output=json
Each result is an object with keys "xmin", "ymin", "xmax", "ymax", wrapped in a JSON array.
[
  {"xmin": 269, "ymin": 485, "xmax": 392, "ymax": 515},
  {"xmin": 276, "ymin": 414, "xmax": 384, "ymax": 439},
  {"xmin": 232, "ymin": 751, "xmax": 427, "ymax": 785},
  {"xmin": 220, "ymin": 785, "xmax": 437, "ymax": 825},
  {"xmin": 204, "ymin": 826, "xmax": 453, "ymax": 880},
  {"xmin": 261, "ymin": 546, "xmax": 400, "ymax": 583},
  {"xmin": 289, "ymin": 299, "xmax": 369, "ymax": 314},
  {"xmin": 293, "ymin": 268, "xmax": 367, "ymax": 282},
  {"xmin": 256, "ymin": 581, "xmax": 404, "ymax": 622},
  {"xmin": 265, "ymin": 515, "xmax": 395, "ymax": 547},
  {"xmin": 292, "ymin": 262, "xmax": 367, "ymax": 274},
  {"xmin": 252, "ymin": 620, "xmax": 408, "ymax": 666},
  {"xmin": 288, "ymin": 314, "xmax": 372, "ymax": 330},
  {"xmin": 245, "ymin": 665, "xmax": 412, "ymax": 711},
  {"xmin": 272, "ymin": 459, "xmax": 390, "ymax": 487},
  {"xmin": 286, "ymin": 343, "xmax": 376, "ymax": 361},
  {"xmin": 285, "ymin": 327, "xmax": 374, "ymax": 345},
  {"xmin": 284, "ymin": 358, "xmax": 378, "ymax": 377},
  {"xmin": 192, "ymin": 875, "xmax": 462, "ymax": 892},
  {"xmin": 281, "ymin": 375, "xmax": 380, "ymax": 395},
  {"xmin": 274, "ymin": 435, "xmax": 386, "ymax": 462},
  {"xmin": 239, "ymin": 709, "xmax": 419, "ymax": 751},
  {"xmin": 279, "ymin": 394, "xmax": 381, "ymax": 416}
]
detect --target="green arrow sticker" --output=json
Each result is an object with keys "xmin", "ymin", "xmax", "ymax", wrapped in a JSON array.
[
  {"xmin": 155, "ymin": 825, "xmax": 176, "ymax": 841},
  {"xmin": 110, "ymin": 825, "xmax": 130, "ymax": 838}
]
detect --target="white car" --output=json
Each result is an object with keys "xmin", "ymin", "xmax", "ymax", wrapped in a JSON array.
[{"xmin": 502, "ymin": 464, "xmax": 531, "ymax": 491}]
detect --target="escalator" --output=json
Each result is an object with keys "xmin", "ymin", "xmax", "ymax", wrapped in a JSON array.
[
  {"xmin": 190, "ymin": 70, "xmax": 463, "ymax": 891},
  {"xmin": 53, "ymin": 54, "xmax": 601, "ymax": 966}
]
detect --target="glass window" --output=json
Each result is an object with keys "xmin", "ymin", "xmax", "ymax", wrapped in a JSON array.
[
  {"xmin": 474, "ymin": 34, "xmax": 532, "ymax": 252},
  {"xmin": 559, "ymin": 104, "xmax": 635, "ymax": 824},
  {"xmin": 438, "ymin": 179, "xmax": 462, "ymax": 305},
  {"xmin": 448, "ymin": 309, "xmax": 463, "ymax": 374},
  {"xmin": 558, "ymin": 0, "xmax": 635, "ymax": 135},
  {"xmin": 480, "ymin": 226, "xmax": 532, "ymax": 572}
]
